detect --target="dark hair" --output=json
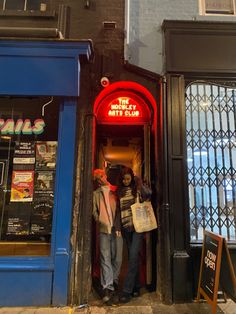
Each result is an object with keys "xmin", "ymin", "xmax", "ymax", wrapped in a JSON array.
[{"xmin": 117, "ymin": 167, "xmax": 137, "ymax": 197}]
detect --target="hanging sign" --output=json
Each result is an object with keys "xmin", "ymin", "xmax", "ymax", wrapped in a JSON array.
[
  {"xmin": 0, "ymin": 118, "xmax": 45, "ymax": 135},
  {"xmin": 96, "ymin": 91, "xmax": 151, "ymax": 125}
]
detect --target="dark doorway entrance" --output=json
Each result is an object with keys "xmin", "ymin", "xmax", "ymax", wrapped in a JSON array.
[{"xmin": 92, "ymin": 122, "xmax": 156, "ymax": 299}]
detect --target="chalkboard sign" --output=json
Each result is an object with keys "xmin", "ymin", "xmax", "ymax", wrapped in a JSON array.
[
  {"xmin": 197, "ymin": 230, "xmax": 236, "ymax": 314},
  {"xmin": 220, "ymin": 238, "xmax": 236, "ymax": 302}
]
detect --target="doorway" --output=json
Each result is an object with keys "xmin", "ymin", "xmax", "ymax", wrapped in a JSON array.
[{"xmin": 92, "ymin": 122, "xmax": 156, "ymax": 299}]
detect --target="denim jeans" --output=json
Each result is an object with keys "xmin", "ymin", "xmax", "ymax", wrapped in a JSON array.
[
  {"xmin": 100, "ymin": 230, "xmax": 123, "ymax": 290},
  {"xmin": 122, "ymin": 229, "xmax": 144, "ymax": 294}
]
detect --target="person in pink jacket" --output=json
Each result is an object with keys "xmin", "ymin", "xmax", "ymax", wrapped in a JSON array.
[{"xmin": 93, "ymin": 169, "xmax": 123, "ymax": 304}]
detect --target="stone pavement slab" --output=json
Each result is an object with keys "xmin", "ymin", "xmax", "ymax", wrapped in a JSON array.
[{"xmin": 0, "ymin": 302, "xmax": 234, "ymax": 314}]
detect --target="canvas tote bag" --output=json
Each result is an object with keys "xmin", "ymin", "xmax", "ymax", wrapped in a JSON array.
[{"xmin": 131, "ymin": 197, "xmax": 157, "ymax": 233}]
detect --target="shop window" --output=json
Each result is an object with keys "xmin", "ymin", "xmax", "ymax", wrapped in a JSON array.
[
  {"xmin": 200, "ymin": 0, "xmax": 236, "ymax": 15},
  {"xmin": 186, "ymin": 83, "xmax": 236, "ymax": 243},
  {"xmin": 0, "ymin": 97, "xmax": 59, "ymax": 256},
  {"xmin": 1, "ymin": 0, "xmax": 51, "ymax": 12}
]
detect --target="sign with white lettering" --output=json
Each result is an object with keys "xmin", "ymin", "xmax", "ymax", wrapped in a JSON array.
[
  {"xmin": 197, "ymin": 231, "xmax": 223, "ymax": 313},
  {"xmin": 107, "ymin": 97, "xmax": 141, "ymax": 118},
  {"xmin": 197, "ymin": 230, "xmax": 236, "ymax": 314},
  {"xmin": 96, "ymin": 91, "xmax": 151, "ymax": 125}
]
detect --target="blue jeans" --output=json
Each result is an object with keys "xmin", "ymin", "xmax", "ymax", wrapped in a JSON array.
[
  {"xmin": 100, "ymin": 231, "xmax": 123, "ymax": 290},
  {"xmin": 122, "ymin": 229, "xmax": 144, "ymax": 294}
]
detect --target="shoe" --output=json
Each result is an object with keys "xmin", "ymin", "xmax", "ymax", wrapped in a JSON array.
[
  {"xmin": 113, "ymin": 281, "xmax": 119, "ymax": 291},
  {"xmin": 119, "ymin": 292, "xmax": 132, "ymax": 303},
  {"xmin": 132, "ymin": 289, "xmax": 140, "ymax": 297},
  {"xmin": 102, "ymin": 288, "xmax": 113, "ymax": 303},
  {"xmin": 106, "ymin": 293, "xmax": 119, "ymax": 306}
]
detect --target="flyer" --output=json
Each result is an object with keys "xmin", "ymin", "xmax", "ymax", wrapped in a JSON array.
[
  {"xmin": 13, "ymin": 142, "xmax": 35, "ymax": 165},
  {"xmin": 35, "ymin": 141, "xmax": 57, "ymax": 170},
  {"xmin": 10, "ymin": 170, "xmax": 34, "ymax": 202},
  {"xmin": 30, "ymin": 200, "xmax": 53, "ymax": 235},
  {"xmin": 34, "ymin": 170, "xmax": 55, "ymax": 199},
  {"xmin": 6, "ymin": 203, "xmax": 31, "ymax": 235}
]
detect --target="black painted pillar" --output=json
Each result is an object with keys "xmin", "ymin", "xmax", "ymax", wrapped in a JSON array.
[{"xmin": 167, "ymin": 74, "xmax": 192, "ymax": 302}]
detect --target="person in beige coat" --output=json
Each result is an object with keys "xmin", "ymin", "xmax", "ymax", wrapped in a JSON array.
[{"xmin": 93, "ymin": 169, "xmax": 123, "ymax": 304}]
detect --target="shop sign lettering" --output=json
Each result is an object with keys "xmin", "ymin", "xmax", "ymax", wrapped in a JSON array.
[
  {"xmin": 0, "ymin": 119, "xmax": 45, "ymax": 135},
  {"xmin": 204, "ymin": 250, "xmax": 216, "ymax": 271},
  {"xmin": 108, "ymin": 97, "xmax": 141, "ymax": 118}
]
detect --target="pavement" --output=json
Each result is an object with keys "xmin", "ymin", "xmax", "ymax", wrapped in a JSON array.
[{"xmin": 0, "ymin": 291, "xmax": 235, "ymax": 314}]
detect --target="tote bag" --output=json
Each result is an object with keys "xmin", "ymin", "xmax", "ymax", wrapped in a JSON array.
[{"xmin": 131, "ymin": 200, "xmax": 157, "ymax": 233}]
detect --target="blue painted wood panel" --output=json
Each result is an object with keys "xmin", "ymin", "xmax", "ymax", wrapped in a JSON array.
[
  {"xmin": 0, "ymin": 56, "xmax": 78, "ymax": 96},
  {"xmin": 0, "ymin": 40, "xmax": 92, "ymax": 96},
  {"xmin": 0, "ymin": 271, "xmax": 53, "ymax": 306}
]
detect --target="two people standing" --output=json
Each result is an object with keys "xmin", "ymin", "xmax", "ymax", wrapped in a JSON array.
[{"xmin": 93, "ymin": 166, "xmax": 152, "ymax": 304}]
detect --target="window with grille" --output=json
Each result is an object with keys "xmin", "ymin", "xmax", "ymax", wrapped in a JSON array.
[
  {"xmin": 186, "ymin": 83, "xmax": 236, "ymax": 243},
  {"xmin": 200, "ymin": 0, "xmax": 236, "ymax": 15}
]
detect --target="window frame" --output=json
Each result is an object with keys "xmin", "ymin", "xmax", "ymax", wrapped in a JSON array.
[
  {"xmin": 199, "ymin": 0, "xmax": 236, "ymax": 16},
  {"xmin": 2, "ymin": 0, "xmax": 49, "ymax": 12}
]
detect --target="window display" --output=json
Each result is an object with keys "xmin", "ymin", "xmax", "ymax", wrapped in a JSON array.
[{"xmin": 0, "ymin": 96, "xmax": 59, "ymax": 256}]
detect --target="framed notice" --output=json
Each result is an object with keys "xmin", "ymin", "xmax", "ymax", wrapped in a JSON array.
[{"xmin": 197, "ymin": 231, "xmax": 223, "ymax": 314}]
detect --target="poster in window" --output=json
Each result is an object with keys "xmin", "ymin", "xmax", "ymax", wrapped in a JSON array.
[
  {"xmin": 13, "ymin": 142, "xmax": 35, "ymax": 165},
  {"xmin": 6, "ymin": 203, "xmax": 31, "ymax": 235},
  {"xmin": 10, "ymin": 170, "xmax": 34, "ymax": 202},
  {"xmin": 34, "ymin": 170, "xmax": 55, "ymax": 199},
  {"xmin": 35, "ymin": 141, "xmax": 57, "ymax": 170},
  {"xmin": 30, "ymin": 200, "xmax": 53, "ymax": 235}
]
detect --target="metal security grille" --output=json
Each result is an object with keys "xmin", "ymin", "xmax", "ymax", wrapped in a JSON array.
[{"xmin": 186, "ymin": 82, "xmax": 236, "ymax": 243}]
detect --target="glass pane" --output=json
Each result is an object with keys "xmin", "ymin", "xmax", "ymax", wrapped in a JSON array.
[
  {"xmin": 186, "ymin": 83, "xmax": 236, "ymax": 243},
  {"xmin": 27, "ymin": 0, "xmax": 50, "ymax": 11},
  {"xmin": 5, "ymin": 0, "xmax": 25, "ymax": 10},
  {"xmin": 0, "ymin": 97, "xmax": 59, "ymax": 256},
  {"xmin": 205, "ymin": 0, "xmax": 234, "ymax": 14}
]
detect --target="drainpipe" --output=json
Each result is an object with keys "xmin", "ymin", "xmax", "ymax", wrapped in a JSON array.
[{"xmin": 158, "ymin": 75, "xmax": 172, "ymax": 304}]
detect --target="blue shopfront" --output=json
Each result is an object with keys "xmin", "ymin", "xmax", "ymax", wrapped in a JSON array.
[{"xmin": 0, "ymin": 39, "xmax": 92, "ymax": 306}]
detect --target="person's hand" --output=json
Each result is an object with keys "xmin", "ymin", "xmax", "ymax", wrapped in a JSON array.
[{"xmin": 116, "ymin": 231, "xmax": 122, "ymax": 237}]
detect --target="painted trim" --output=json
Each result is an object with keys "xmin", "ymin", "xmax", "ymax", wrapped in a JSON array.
[{"xmin": 52, "ymin": 99, "xmax": 77, "ymax": 306}]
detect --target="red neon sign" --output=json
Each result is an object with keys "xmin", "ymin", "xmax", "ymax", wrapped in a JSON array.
[
  {"xmin": 107, "ymin": 97, "xmax": 141, "ymax": 118},
  {"xmin": 96, "ymin": 88, "xmax": 152, "ymax": 125}
]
